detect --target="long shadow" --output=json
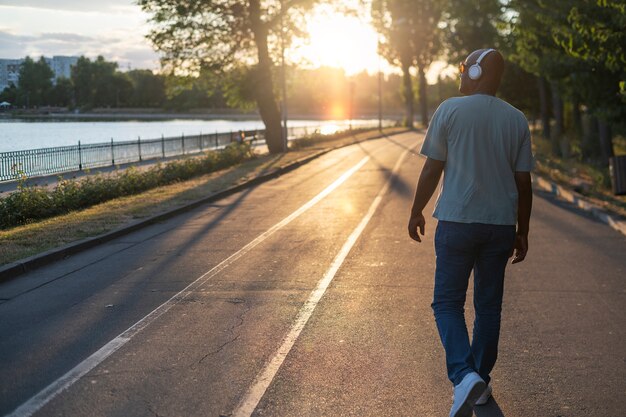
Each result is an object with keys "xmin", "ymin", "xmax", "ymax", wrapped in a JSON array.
[
  {"xmin": 380, "ymin": 130, "xmax": 424, "ymax": 157},
  {"xmin": 355, "ymin": 137, "xmax": 415, "ymax": 198},
  {"xmin": 474, "ymin": 397, "xmax": 506, "ymax": 417}
]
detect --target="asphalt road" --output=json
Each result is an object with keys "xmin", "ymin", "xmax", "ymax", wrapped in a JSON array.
[{"xmin": 0, "ymin": 131, "xmax": 624, "ymax": 417}]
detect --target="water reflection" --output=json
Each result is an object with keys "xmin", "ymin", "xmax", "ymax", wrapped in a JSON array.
[{"xmin": 0, "ymin": 118, "xmax": 391, "ymax": 152}]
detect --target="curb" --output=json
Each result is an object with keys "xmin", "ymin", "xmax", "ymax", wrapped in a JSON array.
[
  {"xmin": 532, "ymin": 174, "xmax": 626, "ymax": 237},
  {"xmin": 0, "ymin": 129, "xmax": 408, "ymax": 283}
]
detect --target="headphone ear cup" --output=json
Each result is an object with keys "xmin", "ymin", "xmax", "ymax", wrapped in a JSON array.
[{"xmin": 468, "ymin": 64, "xmax": 482, "ymax": 80}]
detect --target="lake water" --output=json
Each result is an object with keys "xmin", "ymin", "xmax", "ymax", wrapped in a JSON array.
[{"xmin": 0, "ymin": 118, "xmax": 386, "ymax": 153}]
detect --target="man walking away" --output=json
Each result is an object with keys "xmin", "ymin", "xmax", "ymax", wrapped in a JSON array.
[{"xmin": 407, "ymin": 48, "xmax": 533, "ymax": 417}]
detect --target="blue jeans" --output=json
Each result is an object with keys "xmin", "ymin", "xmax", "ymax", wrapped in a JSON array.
[{"xmin": 432, "ymin": 221, "xmax": 516, "ymax": 386}]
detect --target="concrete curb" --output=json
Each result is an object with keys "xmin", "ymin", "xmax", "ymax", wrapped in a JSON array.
[
  {"xmin": 0, "ymin": 130, "xmax": 408, "ymax": 283},
  {"xmin": 532, "ymin": 174, "xmax": 626, "ymax": 237}
]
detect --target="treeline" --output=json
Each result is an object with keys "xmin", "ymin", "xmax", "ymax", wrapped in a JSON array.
[
  {"xmin": 373, "ymin": 0, "xmax": 625, "ymax": 165},
  {"xmin": 0, "ymin": 55, "xmax": 444, "ymax": 115},
  {"xmin": 0, "ymin": 56, "xmax": 228, "ymax": 110}
]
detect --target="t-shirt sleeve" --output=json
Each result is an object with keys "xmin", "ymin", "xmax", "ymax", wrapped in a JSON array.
[
  {"xmin": 420, "ymin": 103, "xmax": 447, "ymax": 161},
  {"xmin": 514, "ymin": 125, "xmax": 534, "ymax": 172}
]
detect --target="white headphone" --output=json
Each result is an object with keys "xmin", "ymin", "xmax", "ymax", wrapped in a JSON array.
[{"xmin": 468, "ymin": 48, "xmax": 496, "ymax": 80}]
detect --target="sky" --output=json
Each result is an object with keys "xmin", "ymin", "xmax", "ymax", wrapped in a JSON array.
[
  {"xmin": 0, "ymin": 0, "xmax": 452, "ymax": 82},
  {"xmin": 0, "ymin": 0, "xmax": 159, "ymax": 70}
]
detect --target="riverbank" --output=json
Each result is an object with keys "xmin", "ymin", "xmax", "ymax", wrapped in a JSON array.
[{"xmin": 2, "ymin": 108, "xmax": 403, "ymax": 122}]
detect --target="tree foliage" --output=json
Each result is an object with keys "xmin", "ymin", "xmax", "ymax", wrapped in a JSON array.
[
  {"xmin": 372, "ymin": 0, "xmax": 443, "ymax": 127},
  {"xmin": 16, "ymin": 57, "xmax": 54, "ymax": 107},
  {"xmin": 138, "ymin": 0, "xmax": 318, "ymax": 153}
]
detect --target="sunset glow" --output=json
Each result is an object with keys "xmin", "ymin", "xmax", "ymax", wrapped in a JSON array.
[{"xmin": 290, "ymin": 5, "xmax": 382, "ymax": 75}]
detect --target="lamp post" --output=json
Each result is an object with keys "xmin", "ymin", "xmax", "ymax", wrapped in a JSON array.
[
  {"xmin": 377, "ymin": 0, "xmax": 383, "ymax": 131},
  {"xmin": 349, "ymin": 80, "xmax": 355, "ymax": 131},
  {"xmin": 280, "ymin": 0, "xmax": 288, "ymax": 152}
]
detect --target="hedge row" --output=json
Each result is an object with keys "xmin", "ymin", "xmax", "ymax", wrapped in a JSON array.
[{"xmin": 0, "ymin": 142, "xmax": 255, "ymax": 229}]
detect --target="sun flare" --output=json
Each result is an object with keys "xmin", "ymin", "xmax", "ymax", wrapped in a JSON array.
[{"xmin": 290, "ymin": 5, "xmax": 381, "ymax": 75}]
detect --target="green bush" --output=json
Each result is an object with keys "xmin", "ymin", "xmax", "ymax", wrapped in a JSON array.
[{"xmin": 0, "ymin": 142, "xmax": 254, "ymax": 229}]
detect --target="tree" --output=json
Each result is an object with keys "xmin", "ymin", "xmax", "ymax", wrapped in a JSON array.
[
  {"xmin": 507, "ymin": 0, "xmax": 579, "ymax": 156},
  {"xmin": 372, "ymin": 0, "xmax": 416, "ymax": 127},
  {"xmin": 127, "ymin": 70, "xmax": 166, "ymax": 107},
  {"xmin": 164, "ymin": 69, "xmax": 227, "ymax": 110},
  {"xmin": 411, "ymin": 0, "xmax": 444, "ymax": 127},
  {"xmin": 71, "ymin": 56, "xmax": 95, "ymax": 108},
  {"xmin": 441, "ymin": 0, "xmax": 503, "ymax": 63},
  {"xmin": 90, "ymin": 56, "xmax": 125, "ymax": 107},
  {"xmin": 71, "ymin": 56, "xmax": 133, "ymax": 108},
  {"xmin": 553, "ymin": 0, "xmax": 626, "ymax": 159},
  {"xmin": 138, "ymin": 0, "xmax": 317, "ymax": 154},
  {"xmin": 373, "ymin": 0, "xmax": 444, "ymax": 128},
  {"xmin": 17, "ymin": 56, "xmax": 54, "ymax": 107},
  {"xmin": 49, "ymin": 77, "xmax": 74, "ymax": 107},
  {"xmin": 507, "ymin": 0, "xmax": 625, "ymax": 163}
]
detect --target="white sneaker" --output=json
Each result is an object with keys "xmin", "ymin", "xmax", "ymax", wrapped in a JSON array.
[
  {"xmin": 475, "ymin": 385, "xmax": 493, "ymax": 406},
  {"xmin": 449, "ymin": 372, "xmax": 486, "ymax": 417}
]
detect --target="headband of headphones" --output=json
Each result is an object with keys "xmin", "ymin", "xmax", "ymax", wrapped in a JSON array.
[{"xmin": 475, "ymin": 48, "xmax": 496, "ymax": 65}]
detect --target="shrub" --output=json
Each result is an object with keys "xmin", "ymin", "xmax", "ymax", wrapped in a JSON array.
[{"xmin": 0, "ymin": 142, "xmax": 254, "ymax": 229}]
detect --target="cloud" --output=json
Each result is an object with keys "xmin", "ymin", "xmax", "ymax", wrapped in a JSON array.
[
  {"xmin": 41, "ymin": 32, "xmax": 95, "ymax": 42},
  {"xmin": 0, "ymin": 29, "xmax": 160, "ymax": 70}
]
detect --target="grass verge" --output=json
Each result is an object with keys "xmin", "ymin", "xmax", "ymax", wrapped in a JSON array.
[
  {"xmin": 532, "ymin": 133, "xmax": 626, "ymax": 217},
  {"xmin": 0, "ymin": 127, "xmax": 406, "ymax": 266}
]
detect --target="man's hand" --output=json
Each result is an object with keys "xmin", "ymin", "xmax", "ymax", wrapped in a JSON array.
[
  {"xmin": 511, "ymin": 234, "xmax": 528, "ymax": 264},
  {"xmin": 408, "ymin": 158, "xmax": 444, "ymax": 244},
  {"xmin": 408, "ymin": 213, "xmax": 426, "ymax": 242}
]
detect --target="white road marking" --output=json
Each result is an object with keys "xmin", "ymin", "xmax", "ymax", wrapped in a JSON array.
[
  {"xmin": 232, "ymin": 142, "xmax": 416, "ymax": 417},
  {"xmin": 7, "ymin": 155, "xmax": 371, "ymax": 417}
]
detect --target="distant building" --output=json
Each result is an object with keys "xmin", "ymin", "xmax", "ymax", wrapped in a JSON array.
[
  {"xmin": 45, "ymin": 56, "xmax": 79, "ymax": 80},
  {"xmin": 0, "ymin": 59, "xmax": 22, "ymax": 91},
  {"xmin": 0, "ymin": 56, "xmax": 80, "ymax": 91}
]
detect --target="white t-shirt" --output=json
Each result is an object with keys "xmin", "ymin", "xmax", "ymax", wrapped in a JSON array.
[{"xmin": 420, "ymin": 94, "xmax": 534, "ymax": 225}]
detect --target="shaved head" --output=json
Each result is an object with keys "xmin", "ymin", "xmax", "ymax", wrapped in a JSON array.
[{"xmin": 459, "ymin": 48, "xmax": 505, "ymax": 96}]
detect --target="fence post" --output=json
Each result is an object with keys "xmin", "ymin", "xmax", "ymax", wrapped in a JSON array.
[
  {"xmin": 161, "ymin": 134, "xmax": 165, "ymax": 158},
  {"xmin": 78, "ymin": 140, "xmax": 82, "ymax": 171},
  {"xmin": 230, "ymin": 130, "xmax": 233, "ymax": 143},
  {"xmin": 138, "ymin": 136, "xmax": 142, "ymax": 162},
  {"xmin": 111, "ymin": 138, "xmax": 115, "ymax": 165},
  {"xmin": 215, "ymin": 130, "xmax": 218, "ymax": 148},
  {"xmin": 182, "ymin": 133, "xmax": 185, "ymax": 155},
  {"xmin": 199, "ymin": 131, "xmax": 203, "ymax": 151}
]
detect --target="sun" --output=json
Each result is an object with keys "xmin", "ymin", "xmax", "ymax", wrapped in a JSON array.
[{"xmin": 289, "ymin": 5, "xmax": 381, "ymax": 75}]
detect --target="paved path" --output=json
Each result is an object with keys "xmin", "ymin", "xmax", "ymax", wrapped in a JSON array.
[{"xmin": 0, "ymin": 132, "xmax": 624, "ymax": 416}]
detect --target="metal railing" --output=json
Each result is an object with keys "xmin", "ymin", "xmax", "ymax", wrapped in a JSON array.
[{"xmin": 0, "ymin": 121, "xmax": 391, "ymax": 182}]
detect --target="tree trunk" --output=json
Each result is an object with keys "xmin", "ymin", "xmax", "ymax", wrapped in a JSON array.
[
  {"xmin": 538, "ymin": 77, "xmax": 550, "ymax": 139},
  {"xmin": 417, "ymin": 64, "xmax": 428, "ymax": 128},
  {"xmin": 550, "ymin": 81, "xmax": 563, "ymax": 157},
  {"xmin": 572, "ymin": 97, "xmax": 582, "ymax": 136},
  {"xmin": 401, "ymin": 57, "xmax": 414, "ymax": 129},
  {"xmin": 598, "ymin": 119, "xmax": 614, "ymax": 163},
  {"xmin": 249, "ymin": 0, "xmax": 284, "ymax": 154},
  {"xmin": 583, "ymin": 114, "xmax": 599, "ymax": 160}
]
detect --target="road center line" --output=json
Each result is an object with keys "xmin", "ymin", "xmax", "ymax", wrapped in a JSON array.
[
  {"xmin": 231, "ymin": 142, "xmax": 416, "ymax": 417},
  {"xmin": 7, "ymin": 155, "xmax": 371, "ymax": 417}
]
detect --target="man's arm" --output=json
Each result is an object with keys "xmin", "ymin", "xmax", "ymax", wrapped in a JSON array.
[
  {"xmin": 408, "ymin": 157, "xmax": 445, "ymax": 242},
  {"xmin": 512, "ymin": 171, "xmax": 532, "ymax": 263}
]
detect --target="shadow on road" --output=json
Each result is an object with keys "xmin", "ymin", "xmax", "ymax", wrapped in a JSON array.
[
  {"xmin": 379, "ymin": 130, "xmax": 424, "ymax": 157},
  {"xmin": 474, "ymin": 397, "xmax": 506, "ymax": 417},
  {"xmin": 355, "ymin": 136, "xmax": 415, "ymax": 198}
]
